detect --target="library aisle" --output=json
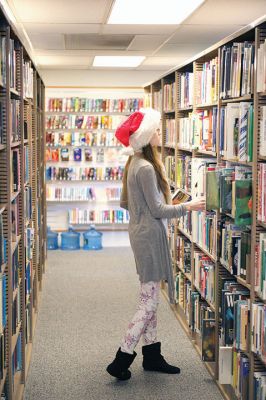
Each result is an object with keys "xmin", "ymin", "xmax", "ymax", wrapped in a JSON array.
[{"xmin": 24, "ymin": 248, "xmax": 223, "ymax": 400}]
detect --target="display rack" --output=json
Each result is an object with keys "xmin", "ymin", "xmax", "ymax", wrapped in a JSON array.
[
  {"xmin": 0, "ymin": 8, "xmax": 46, "ymax": 400},
  {"xmin": 145, "ymin": 16, "xmax": 266, "ymax": 400}
]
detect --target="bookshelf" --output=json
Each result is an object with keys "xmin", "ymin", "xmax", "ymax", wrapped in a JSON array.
[
  {"xmin": 145, "ymin": 16, "xmax": 266, "ymax": 400},
  {"xmin": 0, "ymin": 8, "xmax": 46, "ymax": 400},
  {"xmin": 45, "ymin": 93, "xmax": 143, "ymax": 232}
]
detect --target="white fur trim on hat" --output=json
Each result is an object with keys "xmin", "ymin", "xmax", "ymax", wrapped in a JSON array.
[{"xmin": 129, "ymin": 108, "xmax": 161, "ymax": 151}]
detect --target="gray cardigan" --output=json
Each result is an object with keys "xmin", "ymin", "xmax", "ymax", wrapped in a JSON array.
[{"xmin": 120, "ymin": 154, "xmax": 187, "ymax": 303}]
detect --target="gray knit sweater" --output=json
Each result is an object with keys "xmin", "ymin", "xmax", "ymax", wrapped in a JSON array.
[{"xmin": 120, "ymin": 154, "xmax": 187, "ymax": 303}]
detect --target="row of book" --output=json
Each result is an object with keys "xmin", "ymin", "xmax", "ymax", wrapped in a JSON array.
[
  {"xmin": 178, "ymin": 108, "xmax": 218, "ymax": 152},
  {"xmin": 175, "ymin": 272, "xmax": 191, "ymax": 322},
  {"xmin": 195, "ymin": 57, "xmax": 219, "ymax": 105},
  {"xmin": 219, "ymin": 220, "xmax": 251, "ymax": 282},
  {"xmin": 259, "ymin": 106, "xmax": 266, "ymax": 157},
  {"xmin": 0, "ymin": 274, "xmax": 7, "ymax": 333},
  {"xmin": 46, "ymin": 186, "xmax": 122, "ymax": 202},
  {"xmin": 0, "ymin": 331, "xmax": 6, "ymax": 382},
  {"xmin": 153, "ymin": 90, "xmax": 162, "ymax": 111},
  {"xmin": 12, "ymin": 247, "xmax": 20, "ymax": 292},
  {"xmin": 23, "ymin": 61, "xmax": 33, "ymax": 99},
  {"xmin": 24, "ymin": 146, "xmax": 29, "ymax": 183},
  {"xmin": 12, "ymin": 287, "xmax": 21, "ymax": 336},
  {"xmin": 11, "ymin": 199, "xmax": 19, "ymax": 242},
  {"xmin": 206, "ymin": 165, "xmax": 252, "ymax": 226},
  {"xmin": 11, "ymin": 149, "xmax": 20, "ymax": 194},
  {"xmin": 46, "ymin": 131, "xmax": 121, "ymax": 147},
  {"xmin": 46, "ymin": 166, "xmax": 124, "ymax": 181},
  {"xmin": 25, "ymin": 228, "xmax": 34, "ymax": 263},
  {"xmin": 11, "ymin": 99, "xmax": 20, "ymax": 143},
  {"xmin": 12, "ymin": 332, "xmax": 22, "ymax": 381},
  {"xmin": 24, "ymin": 186, "xmax": 32, "ymax": 222},
  {"xmin": 163, "ymin": 83, "xmax": 175, "ymax": 112},
  {"xmin": 220, "ymin": 41, "xmax": 254, "ymax": 99},
  {"xmin": 165, "ymin": 118, "xmax": 176, "ymax": 146},
  {"xmin": 178, "ymin": 72, "xmax": 194, "ymax": 109},
  {"xmin": 47, "ymin": 97, "xmax": 143, "ymax": 113},
  {"xmin": 192, "ymin": 212, "xmax": 217, "ymax": 258},
  {"xmin": 165, "ymin": 156, "xmax": 175, "ymax": 184},
  {"xmin": 257, "ymin": 38, "xmax": 266, "ymax": 93},
  {"xmin": 255, "ymin": 232, "xmax": 266, "ymax": 300},
  {"xmin": 194, "ymin": 250, "xmax": 215, "ymax": 306},
  {"xmin": 0, "ymin": 215, "xmax": 7, "ymax": 268},
  {"xmin": 9, "ymin": 38, "xmax": 18, "ymax": 91},
  {"xmin": 220, "ymin": 102, "xmax": 253, "ymax": 162},
  {"xmin": 46, "ymin": 187, "xmax": 96, "ymax": 201},
  {"xmin": 46, "ymin": 147, "xmax": 122, "ymax": 164},
  {"xmin": 68, "ymin": 209, "xmax": 129, "ymax": 224},
  {"xmin": 176, "ymin": 235, "xmax": 191, "ymax": 274},
  {"xmin": 176, "ymin": 156, "xmax": 192, "ymax": 193},
  {"xmin": 46, "ymin": 115, "xmax": 126, "ymax": 130}
]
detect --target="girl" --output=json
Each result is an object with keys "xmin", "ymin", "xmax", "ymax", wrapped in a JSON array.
[{"xmin": 107, "ymin": 108, "xmax": 205, "ymax": 381}]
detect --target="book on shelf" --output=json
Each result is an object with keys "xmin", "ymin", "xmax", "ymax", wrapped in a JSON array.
[
  {"xmin": 194, "ymin": 251, "xmax": 215, "ymax": 306},
  {"xmin": 219, "ymin": 102, "xmax": 253, "ymax": 162},
  {"xmin": 259, "ymin": 106, "xmax": 266, "ymax": 157},
  {"xmin": 251, "ymin": 303, "xmax": 266, "ymax": 362},
  {"xmin": 165, "ymin": 118, "xmax": 175, "ymax": 145},
  {"xmin": 0, "ymin": 215, "xmax": 7, "ymax": 268},
  {"xmin": 176, "ymin": 155, "xmax": 191, "ymax": 193},
  {"xmin": 176, "ymin": 235, "xmax": 191, "ymax": 273},
  {"xmin": 11, "ymin": 99, "xmax": 20, "ymax": 143},
  {"xmin": 47, "ymin": 97, "xmax": 143, "ymax": 113},
  {"xmin": 233, "ymin": 299, "xmax": 249, "ymax": 352},
  {"xmin": 144, "ymin": 93, "xmax": 152, "ymax": 108},
  {"xmin": 220, "ymin": 41, "xmax": 254, "ymax": 99},
  {"xmin": 201, "ymin": 318, "xmax": 216, "ymax": 362},
  {"xmin": 232, "ymin": 351, "xmax": 249, "ymax": 399},
  {"xmin": 254, "ymin": 371, "xmax": 266, "ymax": 400},
  {"xmin": 46, "ymin": 114, "xmax": 127, "ymax": 130},
  {"xmin": 25, "ymin": 228, "xmax": 34, "ymax": 262},
  {"xmin": 0, "ymin": 273, "xmax": 7, "ymax": 333},
  {"xmin": 0, "ymin": 101, "xmax": 3, "ymax": 145},
  {"xmin": 46, "ymin": 186, "xmax": 96, "ymax": 202},
  {"xmin": 46, "ymin": 130, "xmax": 120, "ymax": 147},
  {"xmin": 258, "ymin": 163, "xmax": 266, "ymax": 222},
  {"xmin": 9, "ymin": 38, "xmax": 18, "ymax": 91},
  {"xmin": 175, "ymin": 272, "xmax": 191, "ymax": 322},
  {"xmin": 165, "ymin": 156, "xmax": 175, "ymax": 184},
  {"xmin": 24, "ymin": 146, "xmax": 29, "ymax": 182},
  {"xmin": 195, "ymin": 57, "xmax": 219, "ymax": 105},
  {"xmin": 153, "ymin": 90, "xmax": 162, "ymax": 111},
  {"xmin": 163, "ymin": 83, "xmax": 175, "ymax": 112},
  {"xmin": 60, "ymin": 148, "xmax": 70, "ymax": 162},
  {"xmin": 23, "ymin": 61, "xmax": 33, "ymax": 99},
  {"xmin": 12, "ymin": 332, "xmax": 22, "ymax": 379},
  {"xmin": 46, "ymin": 166, "xmax": 124, "ymax": 181},
  {"xmin": 179, "ymin": 72, "xmax": 194, "ymax": 108},
  {"xmin": 0, "ymin": 36, "xmax": 6, "ymax": 87},
  {"xmin": 219, "ymin": 347, "xmax": 233, "ymax": 384},
  {"xmin": 68, "ymin": 208, "xmax": 129, "ymax": 224},
  {"xmin": 11, "ymin": 200, "xmax": 19, "ymax": 242},
  {"xmin": 255, "ymin": 232, "xmax": 266, "ymax": 299},
  {"xmin": 172, "ymin": 188, "xmax": 191, "ymax": 204},
  {"xmin": 206, "ymin": 166, "xmax": 220, "ymax": 211},
  {"xmin": 11, "ymin": 149, "xmax": 20, "ymax": 193},
  {"xmin": 190, "ymin": 292, "xmax": 214, "ymax": 334},
  {"xmin": 257, "ymin": 38, "xmax": 266, "ymax": 93},
  {"xmin": 12, "ymin": 247, "xmax": 20, "ymax": 291}
]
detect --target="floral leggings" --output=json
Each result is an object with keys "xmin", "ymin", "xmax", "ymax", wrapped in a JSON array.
[{"xmin": 121, "ymin": 281, "xmax": 161, "ymax": 354}]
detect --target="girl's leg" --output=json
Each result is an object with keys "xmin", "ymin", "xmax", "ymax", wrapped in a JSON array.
[{"xmin": 121, "ymin": 281, "xmax": 160, "ymax": 354}]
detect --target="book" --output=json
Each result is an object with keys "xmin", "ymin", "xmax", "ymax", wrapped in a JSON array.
[
  {"xmin": 172, "ymin": 188, "xmax": 191, "ymax": 204},
  {"xmin": 11, "ymin": 149, "xmax": 20, "ymax": 193},
  {"xmin": 84, "ymin": 148, "xmax": 93, "ymax": 162},
  {"xmin": 60, "ymin": 148, "xmax": 69, "ymax": 162},
  {"xmin": 201, "ymin": 319, "xmax": 216, "ymax": 362},
  {"xmin": 73, "ymin": 148, "xmax": 82, "ymax": 162},
  {"xmin": 206, "ymin": 168, "xmax": 220, "ymax": 210}
]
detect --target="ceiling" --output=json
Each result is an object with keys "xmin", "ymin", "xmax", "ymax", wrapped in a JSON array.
[{"xmin": 4, "ymin": 0, "xmax": 266, "ymax": 87}]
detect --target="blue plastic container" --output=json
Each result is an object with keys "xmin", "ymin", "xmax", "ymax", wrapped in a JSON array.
[
  {"xmin": 61, "ymin": 227, "xmax": 80, "ymax": 250},
  {"xmin": 47, "ymin": 227, "xmax": 59, "ymax": 250},
  {"xmin": 83, "ymin": 225, "xmax": 102, "ymax": 250}
]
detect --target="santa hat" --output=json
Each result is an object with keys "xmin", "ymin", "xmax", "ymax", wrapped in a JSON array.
[{"xmin": 115, "ymin": 107, "xmax": 161, "ymax": 154}]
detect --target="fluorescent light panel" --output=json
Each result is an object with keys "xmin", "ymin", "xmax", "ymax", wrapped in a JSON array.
[
  {"xmin": 108, "ymin": 0, "xmax": 205, "ymax": 24},
  {"xmin": 93, "ymin": 56, "xmax": 145, "ymax": 67}
]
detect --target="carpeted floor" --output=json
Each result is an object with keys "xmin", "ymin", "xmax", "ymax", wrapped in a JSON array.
[{"xmin": 24, "ymin": 248, "xmax": 223, "ymax": 400}]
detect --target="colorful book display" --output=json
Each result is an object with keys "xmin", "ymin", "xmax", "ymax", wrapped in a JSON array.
[
  {"xmin": 46, "ymin": 166, "xmax": 124, "ymax": 181},
  {"xmin": 68, "ymin": 208, "xmax": 129, "ymax": 224},
  {"xmin": 178, "ymin": 72, "xmax": 194, "ymax": 108},
  {"xmin": 163, "ymin": 83, "xmax": 175, "ymax": 112},
  {"xmin": 195, "ymin": 57, "xmax": 219, "ymax": 105},
  {"xmin": 46, "ymin": 114, "xmax": 127, "ymax": 130}
]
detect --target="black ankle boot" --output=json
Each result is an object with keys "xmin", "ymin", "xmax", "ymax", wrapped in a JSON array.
[
  {"xmin": 107, "ymin": 348, "xmax": 137, "ymax": 380},
  {"xmin": 142, "ymin": 342, "xmax": 180, "ymax": 374}
]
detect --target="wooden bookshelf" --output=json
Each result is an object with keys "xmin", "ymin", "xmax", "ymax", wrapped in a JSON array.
[
  {"xmin": 0, "ymin": 7, "xmax": 46, "ymax": 399},
  {"xmin": 145, "ymin": 16, "xmax": 266, "ymax": 400}
]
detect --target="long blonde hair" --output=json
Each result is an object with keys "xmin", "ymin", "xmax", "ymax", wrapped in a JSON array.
[{"xmin": 122, "ymin": 144, "xmax": 171, "ymax": 205}]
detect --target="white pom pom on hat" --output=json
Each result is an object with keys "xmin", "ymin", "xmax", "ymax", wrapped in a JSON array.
[{"xmin": 115, "ymin": 107, "xmax": 161, "ymax": 152}]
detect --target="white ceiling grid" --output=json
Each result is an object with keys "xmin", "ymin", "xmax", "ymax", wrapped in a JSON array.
[{"xmin": 5, "ymin": 0, "xmax": 266, "ymax": 86}]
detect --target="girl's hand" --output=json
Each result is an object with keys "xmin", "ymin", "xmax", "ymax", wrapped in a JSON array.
[{"xmin": 185, "ymin": 198, "xmax": 206, "ymax": 212}]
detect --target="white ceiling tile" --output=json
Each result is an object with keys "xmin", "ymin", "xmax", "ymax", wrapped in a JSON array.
[
  {"xmin": 127, "ymin": 35, "xmax": 168, "ymax": 51},
  {"xmin": 185, "ymin": 0, "xmax": 266, "ymax": 25},
  {"xmin": 168, "ymin": 24, "xmax": 244, "ymax": 44},
  {"xmin": 102, "ymin": 24, "xmax": 178, "ymax": 35},
  {"xmin": 34, "ymin": 49, "xmax": 149, "ymax": 57},
  {"xmin": 136, "ymin": 65, "xmax": 169, "ymax": 71},
  {"xmin": 28, "ymin": 33, "xmax": 65, "ymax": 50},
  {"xmin": 155, "ymin": 43, "xmax": 207, "ymax": 57},
  {"xmin": 36, "ymin": 55, "xmax": 93, "ymax": 68},
  {"xmin": 23, "ymin": 23, "xmax": 101, "ymax": 35},
  {"xmin": 11, "ymin": 0, "xmax": 113, "ymax": 23}
]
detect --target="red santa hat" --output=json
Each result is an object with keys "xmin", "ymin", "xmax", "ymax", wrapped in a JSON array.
[{"xmin": 115, "ymin": 107, "xmax": 161, "ymax": 153}]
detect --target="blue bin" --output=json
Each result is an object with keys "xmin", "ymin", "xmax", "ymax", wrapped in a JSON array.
[
  {"xmin": 47, "ymin": 227, "xmax": 59, "ymax": 250},
  {"xmin": 83, "ymin": 225, "xmax": 102, "ymax": 250},
  {"xmin": 61, "ymin": 228, "xmax": 80, "ymax": 250}
]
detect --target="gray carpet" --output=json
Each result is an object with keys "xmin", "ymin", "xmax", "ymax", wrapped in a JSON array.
[{"xmin": 24, "ymin": 248, "xmax": 223, "ymax": 400}]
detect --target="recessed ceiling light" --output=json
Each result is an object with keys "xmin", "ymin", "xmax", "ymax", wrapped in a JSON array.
[
  {"xmin": 108, "ymin": 0, "xmax": 205, "ymax": 24},
  {"xmin": 93, "ymin": 56, "xmax": 145, "ymax": 67}
]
